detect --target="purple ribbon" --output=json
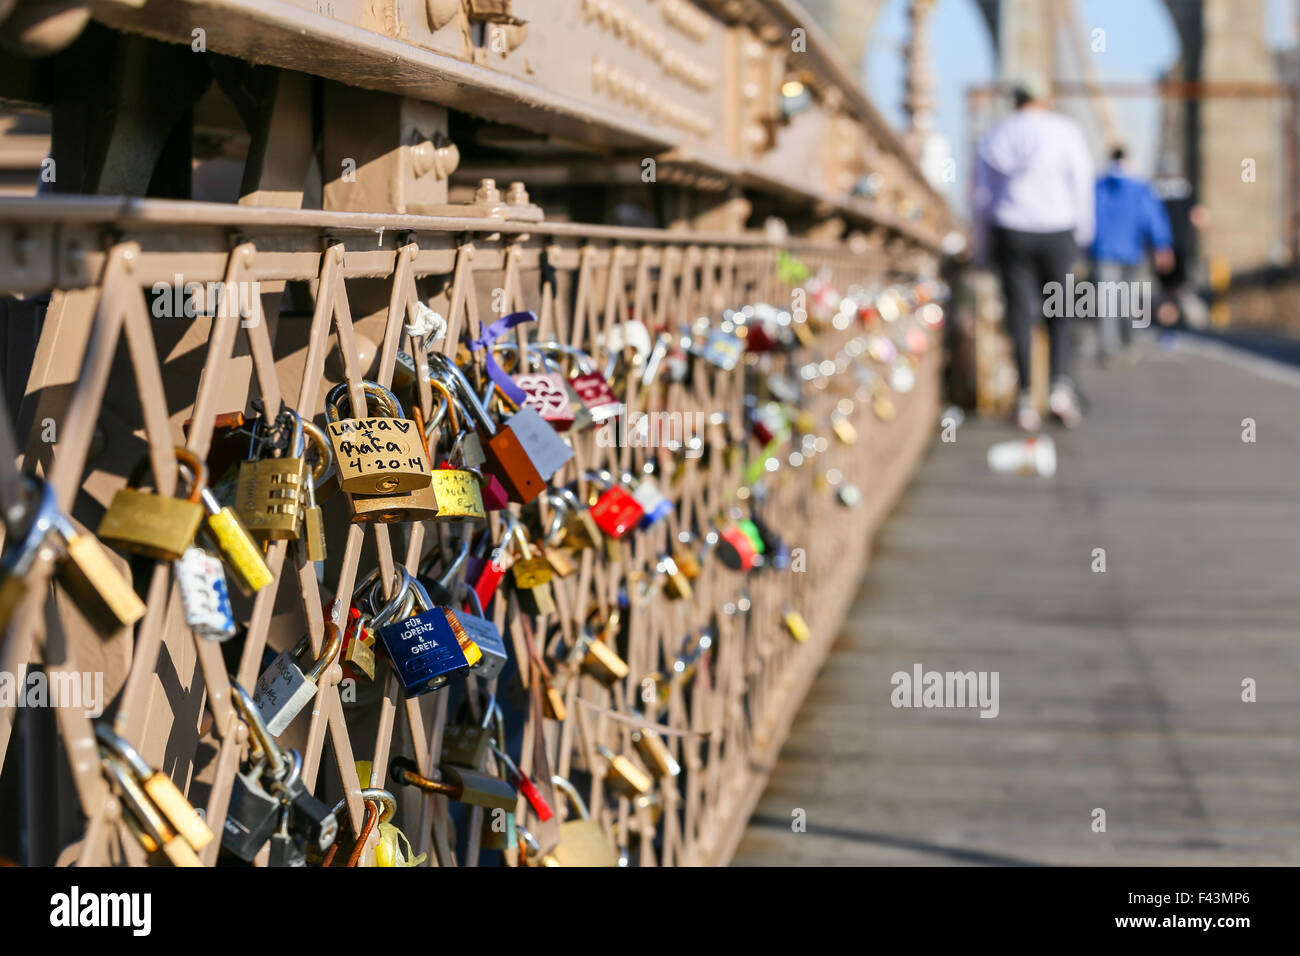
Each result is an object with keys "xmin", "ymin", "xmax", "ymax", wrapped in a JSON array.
[{"xmin": 469, "ymin": 310, "xmax": 537, "ymax": 406}]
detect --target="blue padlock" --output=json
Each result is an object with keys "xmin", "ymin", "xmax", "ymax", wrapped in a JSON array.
[
  {"xmin": 372, "ymin": 569, "xmax": 470, "ymax": 697},
  {"xmin": 632, "ymin": 477, "xmax": 673, "ymax": 529}
]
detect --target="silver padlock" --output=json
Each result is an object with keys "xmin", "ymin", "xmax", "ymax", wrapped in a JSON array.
[
  {"xmin": 453, "ymin": 584, "xmax": 509, "ymax": 682},
  {"xmin": 253, "ymin": 624, "xmax": 343, "ymax": 736},
  {"xmin": 174, "ymin": 546, "xmax": 236, "ymax": 641}
]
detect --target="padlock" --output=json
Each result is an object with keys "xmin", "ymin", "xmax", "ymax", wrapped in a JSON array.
[
  {"xmin": 0, "ymin": 475, "xmax": 146, "ymax": 635},
  {"xmin": 372, "ymin": 568, "xmax": 472, "ymax": 696},
  {"xmin": 463, "ymin": 522, "xmax": 512, "ymax": 610},
  {"xmin": 98, "ymin": 447, "xmax": 205, "ymax": 561},
  {"xmin": 631, "ymin": 473, "xmax": 673, "ymax": 529},
  {"xmin": 390, "ymin": 756, "xmax": 517, "ymax": 811},
  {"xmin": 509, "ymin": 524, "xmax": 555, "ymax": 617},
  {"xmin": 182, "ymin": 460, "xmax": 274, "ymax": 594},
  {"xmin": 586, "ymin": 470, "xmax": 644, "ymax": 539},
  {"xmin": 783, "ymin": 607, "xmax": 812, "ymax": 643},
  {"xmin": 541, "ymin": 775, "xmax": 617, "ymax": 867},
  {"xmin": 300, "ymin": 449, "xmax": 327, "ymax": 562},
  {"xmin": 95, "ymin": 724, "xmax": 214, "ymax": 852},
  {"xmin": 325, "ymin": 380, "xmax": 433, "ymax": 495},
  {"xmin": 253, "ymin": 623, "xmax": 343, "ymax": 736},
  {"xmin": 302, "ymin": 418, "xmax": 339, "ymax": 503},
  {"xmin": 481, "ymin": 807, "xmax": 517, "ymax": 851},
  {"xmin": 267, "ymin": 801, "xmax": 306, "ymax": 867},
  {"xmin": 490, "ymin": 744, "xmax": 553, "ymax": 821},
  {"xmin": 100, "ymin": 751, "xmax": 201, "ymax": 867},
  {"xmin": 235, "ymin": 409, "xmax": 306, "ymax": 541},
  {"xmin": 339, "ymin": 605, "xmax": 377, "ymax": 682},
  {"xmin": 714, "ymin": 523, "xmax": 758, "ymax": 572},
  {"xmin": 453, "ymin": 585, "xmax": 509, "ymax": 682},
  {"xmin": 512, "ymin": 365, "xmax": 576, "ymax": 431},
  {"xmin": 555, "ymin": 486, "xmax": 604, "ymax": 551},
  {"xmin": 630, "ymin": 720, "xmax": 681, "ymax": 779},
  {"xmin": 597, "ymin": 743, "xmax": 653, "ymax": 796},
  {"xmin": 429, "ymin": 352, "xmax": 572, "ymax": 505},
  {"xmin": 222, "ymin": 681, "xmax": 287, "ymax": 861},
  {"xmin": 441, "ymin": 692, "xmax": 501, "ymax": 768},
  {"xmin": 267, "ymin": 747, "xmax": 338, "ymax": 853},
  {"xmin": 671, "ymin": 530, "xmax": 702, "ymax": 581},
  {"xmin": 174, "ymin": 546, "xmax": 237, "ymax": 641},
  {"xmin": 659, "ymin": 554, "xmax": 693, "ymax": 600},
  {"xmin": 541, "ymin": 670, "xmax": 567, "ymax": 721},
  {"xmin": 441, "ymin": 408, "xmax": 510, "ymax": 512},
  {"xmin": 697, "ymin": 325, "xmax": 745, "ymax": 371},
  {"xmin": 580, "ymin": 631, "xmax": 629, "ymax": 686}
]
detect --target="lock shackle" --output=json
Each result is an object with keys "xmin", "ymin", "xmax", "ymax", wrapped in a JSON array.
[
  {"xmin": 100, "ymin": 750, "xmax": 170, "ymax": 849},
  {"xmin": 1, "ymin": 476, "xmax": 60, "ymax": 583},
  {"xmin": 301, "ymin": 419, "xmax": 336, "ymax": 485},
  {"xmin": 515, "ymin": 823, "xmax": 541, "ymax": 855},
  {"xmin": 324, "ymin": 380, "xmax": 404, "ymax": 423},
  {"xmin": 426, "ymin": 352, "xmax": 497, "ymax": 437},
  {"xmin": 408, "ymin": 576, "xmax": 435, "ymax": 614},
  {"xmin": 359, "ymin": 787, "xmax": 396, "ymax": 825},
  {"xmin": 230, "ymin": 679, "xmax": 286, "ymax": 779},
  {"xmin": 437, "ymin": 534, "xmax": 472, "ymax": 591},
  {"xmin": 173, "ymin": 447, "xmax": 207, "ymax": 503},
  {"xmin": 541, "ymin": 490, "xmax": 571, "ymax": 545},
  {"xmin": 530, "ymin": 340, "xmax": 597, "ymax": 375},
  {"xmin": 368, "ymin": 567, "xmax": 415, "ymax": 627},
  {"xmin": 584, "ymin": 469, "xmax": 617, "ymax": 491},
  {"xmin": 424, "ymin": 379, "xmax": 460, "ymax": 447},
  {"xmin": 269, "ymin": 746, "xmax": 304, "ymax": 799},
  {"xmin": 460, "ymin": 579, "xmax": 488, "ymax": 621},
  {"xmin": 94, "ymin": 724, "xmax": 153, "ymax": 781},
  {"xmin": 549, "ymin": 775, "xmax": 590, "ymax": 820},
  {"xmin": 290, "ymin": 622, "xmax": 343, "ymax": 683}
]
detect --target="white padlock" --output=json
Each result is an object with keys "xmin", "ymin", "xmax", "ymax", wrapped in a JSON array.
[{"xmin": 174, "ymin": 547, "xmax": 236, "ymax": 641}]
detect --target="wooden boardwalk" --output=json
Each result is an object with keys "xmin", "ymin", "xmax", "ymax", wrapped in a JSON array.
[{"xmin": 732, "ymin": 335, "xmax": 1300, "ymax": 866}]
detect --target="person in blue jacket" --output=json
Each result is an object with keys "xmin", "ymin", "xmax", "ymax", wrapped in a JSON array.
[{"xmin": 1092, "ymin": 146, "xmax": 1174, "ymax": 363}]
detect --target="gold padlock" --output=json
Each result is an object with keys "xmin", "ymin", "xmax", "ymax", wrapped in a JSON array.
[
  {"xmin": 1, "ymin": 476, "xmax": 145, "ymax": 634},
  {"xmin": 540, "ymin": 775, "xmax": 617, "ymax": 867},
  {"xmin": 325, "ymin": 380, "xmax": 433, "ymax": 496},
  {"xmin": 425, "ymin": 382, "xmax": 487, "ymax": 522},
  {"xmin": 98, "ymin": 448, "xmax": 205, "ymax": 562},
  {"xmin": 235, "ymin": 409, "xmax": 306, "ymax": 541}
]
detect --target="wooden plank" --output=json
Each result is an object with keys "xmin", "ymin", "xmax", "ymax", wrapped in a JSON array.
[{"xmin": 732, "ymin": 339, "xmax": 1300, "ymax": 866}]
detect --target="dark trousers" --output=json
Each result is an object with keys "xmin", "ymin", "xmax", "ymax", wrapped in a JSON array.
[{"xmin": 992, "ymin": 226, "xmax": 1078, "ymax": 390}]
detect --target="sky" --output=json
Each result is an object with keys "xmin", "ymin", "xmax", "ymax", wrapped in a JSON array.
[{"xmin": 861, "ymin": 0, "xmax": 1298, "ymax": 211}]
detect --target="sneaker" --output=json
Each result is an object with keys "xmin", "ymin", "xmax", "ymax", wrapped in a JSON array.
[
  {"xmin": 1048, "ymin": 381, "xmax": 1083, "ymax": 429},
  {"xmin": 1015, "ymin": 394, "xmax": 1041, "ymax": 433}
]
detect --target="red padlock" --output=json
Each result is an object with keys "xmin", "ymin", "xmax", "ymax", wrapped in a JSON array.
[
  {"xmin": 716, "ymin": 523, "xmax": 758, "ymax": 572},
  {"xmin": 569, "ymin": 371, "xmax": 622, "ymax": 423},
  {"xmin": 513, "ymin": 371, "xmax": 576, "ymax": 432},
  {"xmin": 492, "ymin": 746, "xmax": 553, "ymax": 822},
  {"xmin": 590, "ymin": 484, "xmax": 644, "ymax": 539}
]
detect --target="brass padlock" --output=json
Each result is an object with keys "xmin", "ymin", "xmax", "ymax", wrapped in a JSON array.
[
  {"xmin": 597, "ymin": 744, "xmax": 653, "ymax": 797},
  {"xmin": 96, "ymin": 725, "xmax": 214, "ymax": 852},
  {"xmin": 235, "ymin": 409, "xmax": 306, "ymax": 541},
  {"xmin": 425, "ymin": 384, "xmax": 488, "ymax": 521},
  {"xmin": 99, "ymin": 750, "xmax": 201, "ymax": 867},
  {"xmin": 98, "ymin": 448, "xmax": 206, "ymax": 562},
  {"xmin": 541, "ymin": 775, "xmax": 617, "ymax": 867},
  {"xmin": 631, "ymin": 722, "xmax": 681, "ymax": 779},
  {"xmin": 509, "ymin": 524, "xmax": 555, "ymax": 616},
  {"xmin": 325, "ymin": 380, "xmax": 433, "ymax": 495},
  {"xmin": 1, "ymin": 476, "xmax": 145, "ymax": 635},
  {"xmin": 580, "ymin": 629, "xmax": 628, "ymax": 686},
  {"xmin": 428, "ymin": 353, "xmax": 550, "ymax": 505}
]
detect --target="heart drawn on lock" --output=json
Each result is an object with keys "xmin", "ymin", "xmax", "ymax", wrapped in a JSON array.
[{"xmin": 515, "ymin": 373, "xmax": 571, "ymax": 421}]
